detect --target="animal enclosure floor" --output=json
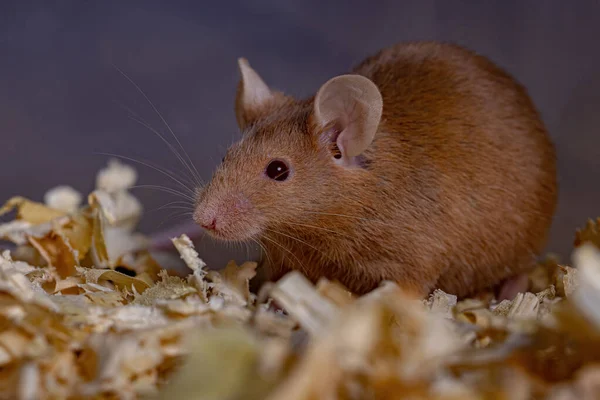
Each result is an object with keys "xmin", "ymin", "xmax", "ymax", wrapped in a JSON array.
[{"xmin": 1, "ymin": 159, "xmax": 600, "ymax": 400}]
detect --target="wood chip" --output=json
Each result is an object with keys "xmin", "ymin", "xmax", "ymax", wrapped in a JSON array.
[{"xmin": 2, "ymin": 159, "xmax": 600, "ymax": 400}]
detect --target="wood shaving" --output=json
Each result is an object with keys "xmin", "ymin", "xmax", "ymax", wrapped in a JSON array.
[
  {"xmin": 43, "ymin": 185, "xmax": 82, "ymax": 214},
  {"xmin": 171, "ymin": 233, "xmax": 206, "ymax": 272},
  {"xmin": 2, "ymin": 159, "xmax": 600, "ymax": 400},
  {"xmin": 0, "ymin": 196, "xmax": 67, "ymax": 225},
  {"xmin": 95, "ymin": 158, "xmax": 137, "ymax": 193}
]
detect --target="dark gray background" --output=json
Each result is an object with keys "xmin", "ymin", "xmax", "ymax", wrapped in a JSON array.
[{"xmin": 2, "ymin": 0, "xmax": 599, "ymax": 268}]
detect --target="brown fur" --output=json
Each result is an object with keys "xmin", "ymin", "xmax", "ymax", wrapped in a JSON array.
[{"xmin": 194, "ymin": 41, "xmax": 558, "ymax": 298}]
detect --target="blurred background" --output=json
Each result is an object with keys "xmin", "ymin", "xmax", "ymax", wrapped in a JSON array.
[{"xmin": 1, "ymin": 0, "xmax": 599, "ymax": 268}]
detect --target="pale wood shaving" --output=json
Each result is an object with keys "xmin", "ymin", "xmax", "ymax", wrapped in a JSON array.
[
  {"xmin": 2, "ymin": 159, "xmax": 600, "ymax": 400},
  {"xmin": 43, "ymin": 185, "xmax": 82, "ymax": 214},
  {"xmin": 171, "ymin": 233, "xmax": 206, "ymax": 271}
]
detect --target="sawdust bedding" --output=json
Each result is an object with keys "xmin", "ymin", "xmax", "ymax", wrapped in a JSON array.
[{"xmin": 1, "ymin": 158, "xmax": 600, "ymax": 400}]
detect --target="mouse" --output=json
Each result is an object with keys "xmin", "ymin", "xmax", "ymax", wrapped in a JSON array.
[{"xmin": 161, "ymin": 41, "xmax": 558, "ymax": 300}]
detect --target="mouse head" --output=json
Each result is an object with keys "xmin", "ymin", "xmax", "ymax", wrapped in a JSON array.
[{"xmin": 193, "ymin": 58, "xmax": 383, "ymax": 241}]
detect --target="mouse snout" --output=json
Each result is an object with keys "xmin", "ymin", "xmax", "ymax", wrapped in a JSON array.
[
  {"xmin": 195, "ymin": 209, "xmax": 218, "ymax": 231},
  {"xmin": 202, "ymin": 218, "xmax": 217, "ymax": 231},
  {"xmin": 193, "ymin": 205, "xmax": 223, "ymax": 233},
  {"xmin": 193, "ymin": 192, "xmax": 256, "ymax": 240}
]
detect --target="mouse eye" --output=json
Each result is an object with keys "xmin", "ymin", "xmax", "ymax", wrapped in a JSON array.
[{"xmin": 265, "ymin": 159, "xmax": 290, "ymax": 181}]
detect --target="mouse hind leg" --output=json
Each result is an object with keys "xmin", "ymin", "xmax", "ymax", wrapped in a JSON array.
[
  {"xmin": 435, "ymin": 252, "xmax": 537, "ymax": 300},
  {"xmin": 495, "ymin": 273, "xmax": 530, "ymax": 301}
]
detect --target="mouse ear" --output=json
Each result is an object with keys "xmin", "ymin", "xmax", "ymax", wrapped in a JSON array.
[
  {"xmin": 314, "ymin": 74, "xmax": 383, "ymax": 166},
  {"xmin": 235, "ymin": 58, "xmax": 275, "ymax": 130}
]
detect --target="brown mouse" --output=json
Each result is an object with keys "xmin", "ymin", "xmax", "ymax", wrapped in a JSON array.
[{"xmin": 189, "ymin": 41, "xmax": 557, "ymax": 299}]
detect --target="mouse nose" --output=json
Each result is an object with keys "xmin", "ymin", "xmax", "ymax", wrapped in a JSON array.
[
  {"xmin": 201, "ymin": 218, "xmax": 217, "ymax": 231},
  {"xmin": 193, "ymin": 207, "xmax": 218, "ymax": 232}
]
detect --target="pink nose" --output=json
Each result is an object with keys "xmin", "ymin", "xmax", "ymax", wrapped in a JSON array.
[{"xmin": 200, "ymin": 218, "xmax": 217, "ymax": 231}]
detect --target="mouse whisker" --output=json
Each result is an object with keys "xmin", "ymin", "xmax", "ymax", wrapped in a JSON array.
[
  {"xmin": 113, "ymin": 97, "xmax": 201, "ymax": 189},
  {"xmin": 260, "ymin": 234, "xmax": 308, "ymax": 277},
  {"xmin": 112, "ymin": 64, "xmax": 204, "ymax": 187},
  {"xmin": 154, "ymin": 200, "xmax": 195, "ymax": 211},
  {"xmin": 155, "ymin": 205, "xmax": 195, "ymax": 212},
  {"xmin": 126, "ymin": 114, "xmax": 203, "ymax": 187},
  {"xmin": 94, "ymin": 152, "xmax": 196, "ymax": 195},
  {"xmin": 111, "ymin": 100, "xmax": 200, "ymax": 187},
  {"xmin": 282, "ymin": 221, "xmax": 353, "ymax": 239},
  {"xmin": 129, "ymin": 184, "xmax": 196, "ymax": 202},
  {"xmin": 250, "ymin": 237, "xmax": 273, "ymax": 268},
  {"xmin": 265, "ymin": 228, "xmax": 335, "ymax": 264},
  {"xmin": 147, "ymin": 201, "xmax": 194, "ymax": 216},
  {"xmin": 281, "ymin": 220, "xmax": 375, "ymax": 254},
  {"xmin": 157, "ymin": 210, "xmax": 194, "ymax": 230},
  {"xmin": 300, "ymin": 210, "xmax": 397, "ymax": 228}
]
